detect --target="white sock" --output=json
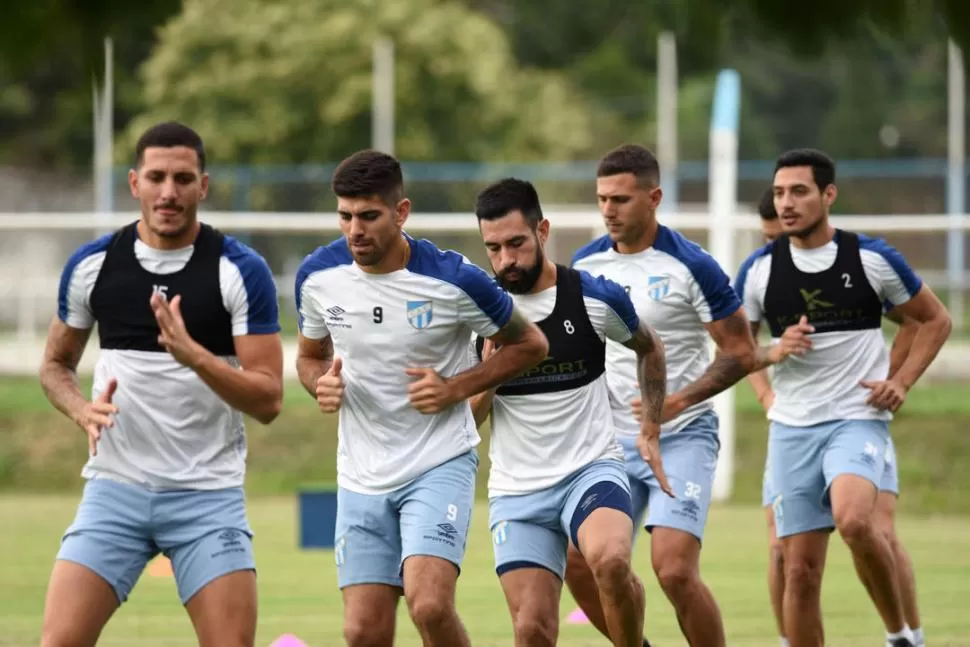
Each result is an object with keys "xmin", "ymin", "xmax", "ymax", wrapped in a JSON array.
[
  {"xmin": 780, "ymin": 638, "xmax": 790, "ymax": 647},
  {"xmin": 886, "ymin": 625, "xmax": 914, "ymax": 643},
  {"xmin": 911, "ymin": 627, "xmax": 924, "ymax": 645}
]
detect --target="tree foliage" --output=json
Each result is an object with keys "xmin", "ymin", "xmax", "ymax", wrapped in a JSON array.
[
  {"xmin": 0, "ymin": 0, "xmax": 966, "ymax": 173},
  {"xmin": 121, "ymin": 0, "xmax": 599, "ymax": 164}
]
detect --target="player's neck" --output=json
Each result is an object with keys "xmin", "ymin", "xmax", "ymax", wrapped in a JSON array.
[
  {"xmin": 615, "ymin": 216, "xmax": 659, "ymax": 255},
  {"xmin": 527, "ymin": 259, "xmax": 558, "ymax": 294},
  {"xmin": 359, "ymin": 234, "xmax": 411, "ymax": 274},
  {"xmin": 789, "ymin": 221, "xmax": 836, "ymax": 250},
  {"xmin": 137, "ymin": 219, "xmax": 200, "ymax": 251}
]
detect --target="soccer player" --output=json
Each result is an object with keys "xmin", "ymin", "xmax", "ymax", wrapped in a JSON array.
[
  {"xmin": 38, "ymin": 121, "xmax": 284, "ymax": 647},
  {"xmin": 567, "ymin": 144, "xmax": 762, "ymax": 647},
  {"xmin": 294, "ymin": 151, "xmax": 548, "ymax": 647},
  {"xmin": 466, "ymin": 178, "xmax": 669, "ymax": 647},
  {"xmin": 735, "ymin": 149, "xmax": 951, "ymax": 647},
  {"xmin": 749, "ymin": 187, "xmax": 927, "ymax": 647}
]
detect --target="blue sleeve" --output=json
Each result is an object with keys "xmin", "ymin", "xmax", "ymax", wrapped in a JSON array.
[
  {"xmin": 859, "ymin": 235, "xmax": 923, "ymax": 298},
  {"xmin": 223, "ymin": 237, "xmax": 281, "ymax": 334},
  {"xmin": 571, "ymin": 235, "xmax": 612, "ymax": 267},
  {"xmin": 689, "ymin": 253, "xmax": 742, "ymax": 321},
  {"xmin": 294, "ymin": 256, "xmax": 312, "ymax": 332},
  {"xmin": 57, "ymin": 234, "xmax": 112, "ymax": 323},
  {"xmin": 293, "ymin": 241, "xmax": 352, "ymax": 333},
  {"xmin": 734, "ymin": 250, "xmax": 760, "ymax": 302},
  {"xmin": 579, "ymin": 271, "xmax": 639, "ymax": 333},
  {"xmin": 455, "ymin": 260, "xmax": 514, "ymax": 329}
]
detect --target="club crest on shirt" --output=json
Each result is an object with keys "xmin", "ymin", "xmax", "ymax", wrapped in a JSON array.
[
  {"xmin": 646, "ymin": 275, "xmax": 670, "ymax": 301},
  {"xmin": 406, "ymin": 300, "xmax": 433, "ymax": 329}
]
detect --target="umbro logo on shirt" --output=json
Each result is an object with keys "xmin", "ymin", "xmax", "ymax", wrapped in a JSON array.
[{"xmin": 325, "ymin": 305, "xmax": 352, "ymax": 329}]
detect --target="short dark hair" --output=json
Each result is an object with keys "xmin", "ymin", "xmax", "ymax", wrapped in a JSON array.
[
  {"xmin": 596, "ymin": 144, "xmax": 660, "ymax": 187},
  {"xmin": 475, "ymin": 178, "xmax": 544, "ymax": 228},
  {"xmin": 757, "ymin": 188, "xmax": 777, "ymax": 220},
  {"xmin": 331, "ymin": 149, "xmax": 404, "ymax": 205},
  {"xmin": 135, "ymin": 121, "xmax": 206, "ymax": 171},
  {"xmin": 774, "ymin": 148, "xmax": 835, "ymax": 190}
]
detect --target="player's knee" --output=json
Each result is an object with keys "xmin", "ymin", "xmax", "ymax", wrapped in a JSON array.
[
  {"xmin": 784, "ymin": 556, "xmax": 824, "ymax": 599},
  {"xmin": 653, "ymin": 558, "xmax": 695, "ymax": 599},
  {"xmin": 586, "ymin": 545, "xmax": 632, "ymax": 593},
  {"xmin": 769, "ymin": 537, "xmax": 785, "ymax": 571},
  {"xmin": 835, "ymin": 511, "xmax": 876, "ymax": 548},
  {"xmin": 872, "ymin": 510, "xmax": 896, "ymax": 543},
  {"xmin": 512, "ymin": 609, "xmax": 557, "ymax": 647},
  {"xmin": 343, "ymin": 616, "xmax": 393, "ymax": 647},
  {"xmin": 406, "ymin": 591, "xmax": 454, "ymax": 634}
]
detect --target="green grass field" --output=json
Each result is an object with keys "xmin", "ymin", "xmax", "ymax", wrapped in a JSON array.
[
  {"xmin": 1, "ymin": 376, "xmax": 969, "ymax": 645},
  {"xmin": 1, "ymin": 496, "xmax": 969, "ymax": 646}
]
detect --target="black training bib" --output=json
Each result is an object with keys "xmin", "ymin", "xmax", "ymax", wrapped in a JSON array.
[
  {"xmin": 90, "ymin": 221, "xmax": 235, "ymax": 356},
  {"xmin": 763, "ymin": 230, "xmax": 883, "ymax": 338},
  {"xmin": 476, "ymin": 265, "xmax": 605, "ymax": 396}
]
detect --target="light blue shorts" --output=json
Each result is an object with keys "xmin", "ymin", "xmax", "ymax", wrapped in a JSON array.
[
  {"xmin": 767, "ymin": 418, "xmax": 890, "ymax": 538},
  {"xmin": 57, "ymin": 478, "xmax": 255, "ymax": 604},
  {"xmin": 621, "ymin": 411, "xmax": 720, "ymax": 542},
  {"xmin": 764, "ymin": 433, "xmax": 900, "ymax": 506},
  {"xmin": 488, "ymin": 459, "xmax": 631, "ymax": 580},
  {"xmin": 762, "ymin": 462, "xmax": 773, "ymax": 508},
  {"xmin": 880, "ymin": 435, "xmax": 899, "ymax": 495},
  {"xmin": 333, "ymin": 450, "xmax": 478, "ymax": 589}
]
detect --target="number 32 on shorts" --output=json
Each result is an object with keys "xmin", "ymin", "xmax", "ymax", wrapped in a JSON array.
[{"xmin": 684, "ymin": 481, "xmax": 702, "ymax": 499}]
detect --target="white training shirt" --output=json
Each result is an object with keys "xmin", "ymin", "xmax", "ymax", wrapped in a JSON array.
[
  {"xmin": 58, "ymin": 230, "xmax": 280, "ymax": 490},
  {"xmin": 296, "ymin": 235, "xmax": 514, "ymax": 495},
  {"xmin": 734, "ymin": 233, "xmax": 922, "ymax": 427},
  {"xmin": 470, "ymin": 270, "xmax": 637, "ymax": 497},
  {"xmin": 572, "ymin": 225, "xmax": 742, "ymax": 436}
]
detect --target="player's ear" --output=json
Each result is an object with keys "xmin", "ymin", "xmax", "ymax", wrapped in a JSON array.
[
  {"xmin": 394, "ymin": 197, "xmax": 411, "ymax": 228},
  {"xmin": 537, "ymin": 218, "xmax": 550, "ymax": 245},
  {"xmin": 128, "ymin": 168, "xmax": 139, "ymax": 198},
  {"xmin": 823, "ymin": 184, "xmax": 837, "ymax": 209},
  {"xmin": 199, "ymin": 172, "xmax": 209, "ymax": 201}
]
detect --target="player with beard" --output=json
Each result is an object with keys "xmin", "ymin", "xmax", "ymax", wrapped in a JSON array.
[
  {"xmin": 39, "ymin": 121, "xmax": 284, "ymax": 647},
  {"xmin": 465, "ymin": 179, "xmax": 669, "ymax": 647},
  {"xmin": 735, "ymin": 149, "xmax": 951, "ymax": 647},
  {"xmin": 295, "ymin": 152, "xmax": 548, "ymax": 647}
]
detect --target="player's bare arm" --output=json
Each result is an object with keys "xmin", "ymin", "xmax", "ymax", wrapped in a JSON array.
[
  {"xmin": 745, "ymin": 321, "xmax": 776, "ymax": 411},
  {"xmin": 296, "ymin": 333, "xmax": 335, "ymax": 396},
  {"xmin": 468, "ymin": 338, "xmax": 498, "ymax": 428},
  {"xmin": 296, "ymin": 333, "xmax": 344, "ymax": 414},
  {"xmin": 407, "ymin": 307, "xmax": 548, "ymax": 414},
  {"xmin": 152, "ymin": 293, "xmax": 283, "ymax": 424},
  {"xmin": 621, "ymin": 321, "xmax": 667, "ymax": 426},
  {"xmin": 39, "ymin": 317, "xmax": 119, "ymax": 454},
  {"xmin": 862, "ymin": 286, "xmax": 951, "ymax": 411},
  {"xmin": 39, "ymin": 317, "xmax": 93, "ymax": 423},
  {"xmin": 622, "ymin": 320, "xmax": 675, "ymax": 497},
  {"xmin": 884, "ymin": 309, "xmax": 919, "ymax": 380},
  {"xmin": 665, "ymin": 307, "xmax": 757, "ymax": 420}
]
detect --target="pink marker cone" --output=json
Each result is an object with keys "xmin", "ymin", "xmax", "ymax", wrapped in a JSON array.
[
  {"xmin": 566, "ymin": 608, "xmax": 590, "ymax": 624},
  {"xmin": 268, "ymin": 634, "xmax": 309, "ymax": 647}
]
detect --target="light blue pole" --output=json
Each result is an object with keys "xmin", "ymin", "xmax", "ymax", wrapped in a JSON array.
[
  {"xmin": 947, "ymin": 39, "xmax": 965, "ymax": 329},
  {"xmin": 708, "ymin": 68, "xmax": 740, "ymax": 502}
]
